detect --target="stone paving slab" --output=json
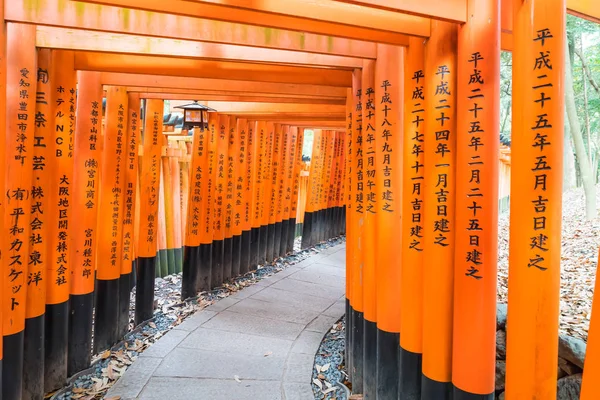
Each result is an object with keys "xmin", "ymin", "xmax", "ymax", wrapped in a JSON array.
[{"xmin": 107, "ymin": 242, "xmax": 346, "ymax": 400}]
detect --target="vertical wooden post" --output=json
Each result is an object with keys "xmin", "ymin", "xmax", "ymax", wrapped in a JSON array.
[
  {"xmin": 22, "ymin": 49, "xmax": 50, "ymax": 400},
  {"xmin": 95, "ymin": 86, "xmax": 127, "ymax": 352},
  {"xmin": 400, "ymin": 37, "xmax": 426, "ymax": 400},
  {"xmin": 453, "ymin": 0, "xmax": 500, "ymax": 398},
  {"xmin": 223, "ymin": 116, "xmax": 236, "ymax": 279},
  {"xmin": 351, "ymin": 68, "xmax": 365, "ymax": 394},
  {"xmin": 263, "ymin": 122, "xmax": 276, "ymax": 262},
  {"xmin": 118, "ymin": 93, "xmax": 140, "ymax": 338},
  {"xmin": 211, "ymin": 114, "xmax": 228, "ymax": 286},
  {"xmin": 361, "ymin": 59, "xmax": 378, "ymax": 399},
  {"xmin": 301, "ymin": 130, "xmax": 322, "ymax": 249},
  {"xmin": 374, "ymin": 44, "xmax": 404, "ymax": 400},
  {"xmin": 268, "ymin": 124, "xmax": 283, "ymax": 261},
  {"xmin": 422, "ymin": 21, "xmax": 458, "ymax": 399},
  {"xmin": 44, "ymin": 49, "xmax": 76, "ymax": 392},
  {"xmin": 68, "ymin": 71, "xmax": 102, "ymax": 375},
  {"xmin": 239, "ymin": 118, "xmax": 252, "ymax": 274},
  {"xmin": 505, "ymin": 0, "xmax": 565, "ymax": 397},
  {"xmin": 259, "ymin": 122, "xmax": 272, "ymax": 263},
  {"xmin": 581, "ymin": 249, "xmax": 600, "ymax": 398},
  {"xmin": 198, "ymin": 112, "xmax": 216, "ymax": 291},
  {"xmin": 249, "ymin": 120, "xmax": 262, "ymax": 269},
  {"xmin": 0, "ymin": 1, "xmax": 6, "ymax": 391},
  {"xmin": 274, "ymin": 125, "xmax": 287, "ymax": 258},
  {"xmin": 3, "ymin": 22, "xmax": 36, "ymax": 400},
  {"xmin": 161, "ymin": 138, "xmax": 176, "ymax": 276},
  {"xmin": 135, "ymin": 99, "xmax": 163, "ymax": 324},
  {"xmin": 278, "ymin": 126, "xmax": 292, "ymax": 257},
  {"xmin": 230, "ymin": 116, "xmax": 242, "ymax": 277},
  {"xmin": 157, "ymin": 167, "xmax": 168, "ymax": 277},
  {"xmin": 288, "ymin": 128, "xmax": 304, "ymax": 253},
  {"xmin": 182, "ymin": 117, "xmax": 210, "ymax": 299},
  {"xmin": 283, "ymin": 126, "xmax": 299, "ymax": 255},
  {"xmin": 345, "ymin": 88, "xmax": 355, "ymax": 382},
  {"xmin": 170, "ymin": 146, "xmax": 183, "ymax": 274}
]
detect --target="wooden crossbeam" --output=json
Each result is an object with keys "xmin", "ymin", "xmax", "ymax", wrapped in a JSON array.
[
  {"xmin": 75, "ymin": 52, "xmax": 353, "ymax": 86},
  {"xmin": 69, "ymin": 0, "xmax": 422, "ymax": 44},
  {"xmin": 36, "ymin": 26, "xmax": 364, "ymax": 69},
  {"xmin": 99, "ymin": 73, "xmax": 348, "ymax": 97},
  {"xmin": 198, "ymin": 101, "xmax": 346, "ymax": 114},
  {"xmin": 135, "ymin": 92, "xmax": 346, "ymax": 105},
  {"xmin": 330, "ymin": 0, "xmax": 466, "ymax": 22},
  {"xmin": 9, "ymin": 0, "xmax": 376, "ymax": 58}
]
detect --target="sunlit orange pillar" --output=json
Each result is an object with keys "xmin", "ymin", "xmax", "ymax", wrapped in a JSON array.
[
  {"xmin": 198, "ymin": 112, "xmax": 216, "ymax": 291},
  {"xmin": 118, "ymin": 93, "xmax": 141, "ymax": 339},
  {"xmin": 0, "ymin": 2, "xmax": 5, "ymax": 393},
  {"xmin": 95, "ymin": 86, "xmax": 128, "ymax": 353},
  {"xmin": 2, "ymin": 22, "xmax": 36, "ymax": 400},
  {"xmin": 275, "ymin": 126, "xmax": 290, "ymax": 258},
  {"xmin": 361, "ymin": 59, "xmax": 378, "ymax": 399},
  {"xmin": 505, "ymin": 0, "xmax": 565, "ymax": 397},
  {"xmin": 453, "ymin": 0, "xmax": 500, "ymax": 398},
  {"xmin": 135, "ymin": 99, "xmax": 164, "ymax": 324},
  {"xmin": 249, "ymin": 121, "xmax": 262, "ymax": 267},
  {"xmin": 400, "ymin": 36, "xmax": 426, "ymax": 400},
  {"xmin": 350, "ymin": 68, "xmax": 365, "ymax": 393},
  {"xmin": 287, "ymin": 127, "xmax": 304, "ymax": 253},
  {"xmin": 22, "ymin": 49, "xmax": 50, "ymax": 400},
  {"xmin": 374, "ymin": 43, "xmax": 404, "ymax": 400},
  {"xmin": 230, "ymin": 116, "xmax": 243, "ymax": 276},
  {"xmin": 321, "ymin": 131, "xmax": 336, "ymax": 243},
  {"xmin": 238, "ymin": 118, "xmax": 252, "ymax": 274},
  {"xmin": 581, "ymin": 248, "xmax": 600, "ymax": 398},
  {"xmin": 422, "ymin": 21, "xmax": 457, "ymax": 399},
  {"xmin": 68, "ymin": 71, "xmax": 103, "ymax": 375},
  {"xmin": 43, "ymin": 49, "xmax": 76, "ymax": 393}
]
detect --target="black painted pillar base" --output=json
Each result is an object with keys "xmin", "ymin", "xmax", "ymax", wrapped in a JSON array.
[
  {"xmin": 376, "ymin": 329, "xmax": 399, "ymax": 400},
  {"xmin": 351, "ymin": 310, "xmax": 364, "ymax": 394},
  {"xmin": 94, "ymin": 280, "xmax": 119, "ymax": 353},
  {"xmin": 174, "ymin": 246, "xmax": 183, "ymax": 274},
  {"xmin": 399, "ymin": 347, "xmax": 423, "ymax": 400},
  {"xmin": 3, "ymin": 331, "xmax": 24, "ymax": 400},
  {"xmin": 422, "ymin": 374, "xmax": 452, "ymax": 400},
  {"xmin": 68, "ymin": 292, "xmax": 93, "ymax": 376},
  {"xmin": 23, "ymin": 314, "xmax": 44, "ymax": 400},
  {"xmin": 341, "ymin": 206, "xmax": 347, "ymax": 234},
  {"xmin": 223, "ymin": 237, "xmax": 233, "ymax": 281},
  {"xmin": 241, "ymin": 230, "xmax": 251, "ymax": 274},
  {"xmin": 273, "ymin": 221, "xmax": 282, "ymax": 259},
  {"xmin": 324, "ymin": 208, "xmax": 331, "ymax": 240},
  {"xmin": 301, "ymin": 212, "xmax": 313, "ymax": 249},
  {"xmin": 250, "ymin": 227, "xmax": 260, "ymax": 270},
  {"xmin": 118, "ymin": 273, "xmax": 132, "ymax": 338},
  {"xmin": 198, "ymin": 243, "xmax": 213, "ymax": 292},
  {"xmin": 182, "ymin": 245, "xmax": 200, "ymax": 300},
  {"xmin": 363, "ymin": 318, "xmax": 377, "ymax": 399},
  {"xmin": 453, "ymin": 386, "xmax": 494, "ymax": 400},
  {"xmin": 287, "ymin": 218, "xmax": 296, "ymax": 253},
  {"xmin": 259, "ymin": 225, "xmax": 268, "ymax": 264},
  {"xmin": 211, "ymin": 239, "xmax": 224, "ymax": 288},
  {"xmin": 135, "ymin": 256, "xmax": 156, "ymax": 325},
  {"xmin": 158, "ymin": 248, "xmax": 168, "ymax": 277},
  {"xmin": 345, "ymin": 300, "xmax": 353, "ymax": 383},
  {"xmin": 44, "ymin": 301, "xmax": 69, "ymax": 392},
  {"xmin": 266, "ymin": 223, "xmax": 276, "ymax": 262},
  {"xmin": 279, "ymin": 219, "xmax": 288, "ymax": 257},
  {"xmin": 232, "ymin": 234, "xmax": 242, "ymax": 277}
]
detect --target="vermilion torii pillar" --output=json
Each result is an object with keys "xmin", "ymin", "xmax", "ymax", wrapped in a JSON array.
[
  {"xmin": 3, "ymin": 23, "xmax": 36, "ymax": 400},
  {"xmin": 453, "ymin": 0, "xmax": 500, "ymax": 398},
  {"xmin": 505, "ymin": 0, "xmax": 565, "ymax": 397},
  {"xmin": 68, "ymin": 71, "xmax": 103, "ymax": 376},
  {"xmin": 374, "ymin": 43, "xmax": 404, "ymax": 400},
  {"xmin": 422, "ymin": 21, "xmax": 458, "ymax": 400},
  {"xmin": 400, "ymin": 36, "xmax": 426, "ymax": 400}
]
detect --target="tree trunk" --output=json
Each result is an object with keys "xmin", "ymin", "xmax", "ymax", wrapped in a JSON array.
[
  {"xmin": 566, "ymin": 37, "xmax": 597, "ymax": 219},
  {"xmin": 563, "ymin": 109, "xmax": 576, "ymax": 191}
]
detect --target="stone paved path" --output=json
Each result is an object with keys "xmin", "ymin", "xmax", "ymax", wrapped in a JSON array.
[{"xmin": 107, "ymin": 243, "xmax": 346, "ymax": 400}]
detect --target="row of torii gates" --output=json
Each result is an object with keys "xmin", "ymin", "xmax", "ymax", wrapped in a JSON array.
[{"xmin": 0, "ymin": 0, "xmax": 600, "ymax": 400}]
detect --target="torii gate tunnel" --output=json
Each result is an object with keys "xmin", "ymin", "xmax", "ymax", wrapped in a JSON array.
[{"xmin": 0, "ymin": 0, "xmax": 599, "ymax": 399}]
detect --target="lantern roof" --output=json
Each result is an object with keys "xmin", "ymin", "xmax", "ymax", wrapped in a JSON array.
[{"xmin": 174, "ymin": 101, "xmax": 216, "ymax": 112}]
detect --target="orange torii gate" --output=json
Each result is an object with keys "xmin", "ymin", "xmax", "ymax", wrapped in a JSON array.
[{"xmin": 0, "ymin": 0, "xmax": 599, "ymax": 398}]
